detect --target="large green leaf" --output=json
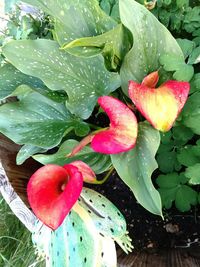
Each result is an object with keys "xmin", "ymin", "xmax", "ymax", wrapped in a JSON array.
[
  {"xmin": 119, "ymin": 0, "xmax": 183, "ymax": 94},
  {"xmin": 33, "ymin": 139, "xmax": 111, "ymax": 174},
  {"xmin": 0, "ymin": 63, "xmax": 44, "ymax": 100},
  {"xmin": 0, "ymin": 93, "xmax": 82, "ymax": 148},
  {"xmin": 0, "ymin": 64, "xmax": 67, "ymax": 103},
  {"xmin": 2, "ymin": 39, "xmax": 120, "ymax": 119},
  {"xmin": 22, "ymin": 0, "xmax": 117, "ymax": 45},
  {"xmin": 16, "ymin": 144, "xmax": 47, "ymax": 165},
  {"xmin": 62, "ymin": 24, "xmax": 132, "ymax": 70},
  {"xmin": 111, "ymin": 122, "xmax": 162, "ymax": 217},
  {"xmin": 99, "ymin": 0, "xmax": 120, "ymax": 22}
]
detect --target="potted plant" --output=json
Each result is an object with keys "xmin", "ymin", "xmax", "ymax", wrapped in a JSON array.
[{"xmin": 0, "ymin": 0, "xmax": 200, "ymax": 266}]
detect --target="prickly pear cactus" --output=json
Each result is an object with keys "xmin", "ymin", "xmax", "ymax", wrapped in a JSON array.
[{"xmin": 32, "ymin": 188, "xmax": 133, "ymax": 267}]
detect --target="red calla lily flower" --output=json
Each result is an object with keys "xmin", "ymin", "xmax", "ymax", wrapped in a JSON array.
[
  {"xmin": 27, "ymin": 164, "xmax": 83, "ymax": 230},
  {"xmin": 69, "ymin": 96, "xmax": 138, "ymax": 156},
  {"xmin": 128, "ymin": 71, "xmax": 190, "ymax": 132}
]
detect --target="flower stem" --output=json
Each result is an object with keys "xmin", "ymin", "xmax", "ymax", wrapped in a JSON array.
[{"xmin": 94, "ymin": 167, "xmax": 115, "ymax": 185}]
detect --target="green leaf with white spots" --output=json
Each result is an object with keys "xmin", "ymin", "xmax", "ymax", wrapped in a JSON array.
[
  {"xmin": 33, "ymin": 139, "xmax": 111, "ymax": 174},
  {"xmin": 22, "ymin": 0, "xmax": 117, "ymax": 45},
  {"xmin": 2, "ymin": 39, "xmax": 120, "ymax": 119},
  {"xmin": 62, "ymin": 24, "xmax": 132, "ymax": 70},
  {"xmin": 0, "ymin": 93, "xmax": 82, "ymax": 148},
  {"xmin": 111, "ymin": 122, "xmax": 162, "ymax": 217},
  {"xmin": 0, "ymin": 63, "xmax": 45, "ymax": 100},
  {"xmin": 16, "ymin": 144, "xmax": 47, "ymax": 165},
  {"xmin": 99, "ymin": 0, "xmax": 120, "ymax": 22},
  {"xmin": 0, "ymin": 63, "xmax": 68, "ymax": 103},
  {"xmin": 11, "ymin": 85, "xmax": 33, "ymax": 99},
  {"xmin": 119, "ymin": 0, "xmax": 183, "ymax": 94},
  {"xmin": 12, "ymin": 84, "xmax": 68, "ymax": 103}
]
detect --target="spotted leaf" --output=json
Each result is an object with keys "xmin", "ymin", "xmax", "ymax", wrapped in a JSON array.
[
  {"xmin": 33, "ymin": 139, "xmax": 112, "ymax": 174},
  {"xmin": 62, "ymin": 24, "xmax": 132, "ymax": 70},
  {"xmin": 2, "ymin": 39, "xmax": 120, "ymax": 119},
  {"xmin": 119, "ymin": 0, "xmax": 183, "ymax": 95},
  {"xmin": 22, "ymin": 0, "xmax": 117, "ymax": 46},
  {"xmin": 0, "ymin": 63, "xmax": 44, "ymax": 100},
  {"xmin": 16, "ymin": 144, "xmax": 47, "ymax": 165},
  {"xmin": 111, "ymin": 122, "xmax": 162, "ymax": 217},
  {"xmin": 129, "ymin": 72, "xmax": 190, "ymax": 132},
  {"xmin": 0, "ymin": 93, "xmax": 83, "ymax": 148}
]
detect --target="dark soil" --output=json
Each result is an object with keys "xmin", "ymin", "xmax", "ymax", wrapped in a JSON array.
[
  {"xmin": 86, "ymin": 106, "xmax": 200, "ymax": 251},
  {"xmin": 89, "ymin": 171, "xmax": 200, "ymax": 251}
]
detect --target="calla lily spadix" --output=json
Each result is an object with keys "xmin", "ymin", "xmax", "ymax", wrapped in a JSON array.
[
  {"xmin": 27, "ymin": 162, "xmax": 96, "ymax": 230},
  {"xmin": 68, "ymin": 96, "xmax": 138, "ymax": 157},
  {"xmin": 129, "ymin": 71, "xmax": 190, "ymax": 132}
]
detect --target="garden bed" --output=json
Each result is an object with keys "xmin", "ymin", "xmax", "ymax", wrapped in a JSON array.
[
  {"xmin": 2, "ymin": 132, "xmax": 200, "ymax": 251},
  {"xmin": 1, "ymin": 133, "xmax": 200, "ymax": 267}
]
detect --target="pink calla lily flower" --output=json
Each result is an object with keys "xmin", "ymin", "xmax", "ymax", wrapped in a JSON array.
[
  {"xmin": 91, "ymin": 96, "xmax": 138, "ymax": 154},
  {"xmin": 69, "ymin": 96, "xmax": 138, "ymax": 156},
  {"xmin": 27, "ymin": 162, "xmax": 95, "ymax": 230},
  {"xmin": 129, "ymin": 71, "xmax": 190, "ymax": 132}
]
